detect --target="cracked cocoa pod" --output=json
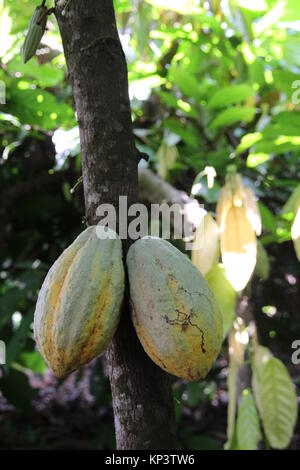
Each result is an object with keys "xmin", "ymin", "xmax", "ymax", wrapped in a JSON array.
[
  {"xmin": 127, "ymin": 237, "xmax": 223, "ymax": 381},
  {"xmin": 34, "ymin": 226, "xmax": 125, "ymax": 378}
]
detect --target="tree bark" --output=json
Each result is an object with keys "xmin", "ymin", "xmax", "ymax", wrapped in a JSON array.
[{"xmin": 55, "ymin": 0, "xmax": 177, "ymax": 450}]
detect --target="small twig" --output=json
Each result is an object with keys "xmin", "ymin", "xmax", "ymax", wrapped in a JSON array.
[
  {"xmin": 70, "ymin": 176, "xmax": 83, "ymax": 194},
  {"xmin": 37, "ymin": 7, "xmax": 55, "ymax": 25}
]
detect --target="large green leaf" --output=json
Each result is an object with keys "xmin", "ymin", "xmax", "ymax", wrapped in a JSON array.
[
  {"xmin": 236, "ymin": 389, "xmax": 261, "ymax": 450},
  {"xmin": 282, "ymin": 35, "xmax": 300, "ymax": 68},
  {"xmin": 207, "ymin": 84, "xmax": 255, "ymax": 109},
  {"xmin": 210, "ymin": 107, "xmax": 256, "ymax": 129},
  {"xmin": 259, "ymin": 358, "xmax": 298, "ymax": 449},
  {"xmin": 169, "ymin": 66, "xmax": 201, "ymax": 101},
  {"xmin": 252, "ymin": 345, "xmax": 273, "ymax": 415},
  {"xmin": 258, "ymin": 202, "xmax": 276, "ymax": 233},
  {"xmin": 163, "ymin": 118, "xmax": 201, "ymax": 149},
  {"xmin": 9, "ymin": 84, "xmax": 75, "ymax": 130},
  {"xmin": 7, "ymin": 56, "xmax": 65, "ymax": 88}
]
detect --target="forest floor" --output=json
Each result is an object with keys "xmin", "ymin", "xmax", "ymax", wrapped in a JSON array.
[{"xmin": 0, "ymin": 355, "xmax": 299, "ymax": 450}]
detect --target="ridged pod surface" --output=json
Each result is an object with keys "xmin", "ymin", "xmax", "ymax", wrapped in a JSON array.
[
  {"xmin": 127, "ymin": 237, "xmax": 223, "ymax": 381},
  {"xmin": 22, "ymin": 6, "xmax": 47, "ymax": 64},
  {"xmin": 34, "ymin": 226, "xmax": 125, "ymax": 378}
]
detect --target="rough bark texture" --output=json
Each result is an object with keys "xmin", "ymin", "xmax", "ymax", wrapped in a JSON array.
[{"xmin": 55, "ymin": 0, "xmax": 177, "ymax": 450}]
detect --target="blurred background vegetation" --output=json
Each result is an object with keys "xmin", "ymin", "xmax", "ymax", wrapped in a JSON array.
[{"xmin": 0, "ymin": 0, "xmax": 299, "ymax": 450}]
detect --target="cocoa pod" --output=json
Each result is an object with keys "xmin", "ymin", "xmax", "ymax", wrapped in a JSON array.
[
  {"xmin": 34, "ymin": 226, "xmax": 125, "ymax": 377},
  {"xmin": 22, "ymin": 6, "xmax": 47, "ymax": 64},
  {"xmin": 127, "ymin": 237, "xmax": 223, "ymax": 381},
  {"xmin": 221, "ymin": 206, "xmax": 257, "ymax": 291}
]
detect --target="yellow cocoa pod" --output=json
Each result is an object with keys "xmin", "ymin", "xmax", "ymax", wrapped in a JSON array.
[
  {"xmin": 221, "ymin": 206, "xmax": 257, "ymax": 292},
  {"xmin": 34, "ymin": 226, "xmax": 125, "ymax": 378},
  {"xmin": 127, "ymin": 237, "xmax": 223, "ymax": 381},
  {"xmin": 216, "ymin": 187, "xmax": 233, "ymax": 231},
  {"xmin": 192, "ymin": 213, "xmax": 219, "ymax": 276}
]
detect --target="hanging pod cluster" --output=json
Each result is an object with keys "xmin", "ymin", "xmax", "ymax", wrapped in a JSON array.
[{"xmin": 34, "ymin": 227, "xmax": 222, "ymax": 380}]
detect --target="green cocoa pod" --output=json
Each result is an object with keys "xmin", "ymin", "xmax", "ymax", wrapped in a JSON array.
[
  {"xmin": 34, "ymin": 226, "xmax": 125, "ymax": 378},
  {"xmin": 127, "ymin": 237, "xmax": 223, "ymax": 381},
  {"xmin": 22, "ymin": 6, "xmax": 47, "ymax": 64}
]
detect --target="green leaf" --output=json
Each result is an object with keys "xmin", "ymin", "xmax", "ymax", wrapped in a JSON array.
[
  {"xmin": 206, "ymin": 264, "xmax": 236, "ymax": 338},
  {"xmin": 252, "ymin": 345, "xmax": 273, "ymax": 415},
  {"xmin": 6, "ymin": 56, "xmax": 64, "ymax": 88},
  {"xmin": 210, "ymin": 107, "xmax": 256, "ymax": 130},
  {"xmin": 272, "ymin": 69, "xmax": 300, "ymax": 100},
  {"xmin": 18, "ymin": 350, "xmax": 46, "ymax": 374},
  {"xmin": 282, "ymin": 35, "xmax": 300, "ymax": 68},
  {"xmin": 114, "ymin": 0, "xmax": 132, "ymax": 13},
  {"xmin": 258, "ymin": 202, "xmax": 276, "ymax": 233},
  {"xmin": 259, "ymin": 358, "xmax": 298, "ymax": 449},
  {"xmin": 254, "ymin": 240, "xmax": 270, "ymax": 281},
  {"xmin": 247, "ymin": 152, "xmax": 270, "ymax": 168},
  {"xmin": 236, "ymin": 132, "xmax": 262, "ymax": 154},
  {"xmin": 236, "ymin": 389, "xmax": 261, "ymax": 450},
  {"xmin": 279, "ymin": 0, "xmax": 300, "ymax": 22},
  {"xmin": 5, "ymin": 308, "xmax": 34, "ymax": 367},
  {"xmin": 282, "ymin": 183, "xmax": 300, "ymax": 215},
  {"xmin": 207, "ymin": 84, "xmax": 255, "ymax": 109},
  {"xmin": 9, "ymin": 84, "xmax": 75, "ymax": 130},
  {"xmin": 163, "ymin": 118, "xmax": 201, "ymax": 149},
  {"xmin": 170, "ymin": 66, "xmax": 201, "ymax": 101},
  {"xmin": 0, "ymin": 368, "xmax": 37, "ymax": 410}
]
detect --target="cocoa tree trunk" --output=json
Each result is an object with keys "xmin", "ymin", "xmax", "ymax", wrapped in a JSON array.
[{"xmin": 55, "ymin": 0, "xmax": 177, "ymax": 450}]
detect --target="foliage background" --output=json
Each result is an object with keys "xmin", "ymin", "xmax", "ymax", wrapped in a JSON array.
[{"xmin": 0, "ymin": 0, "xmax": 299, "ymax": 449}]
